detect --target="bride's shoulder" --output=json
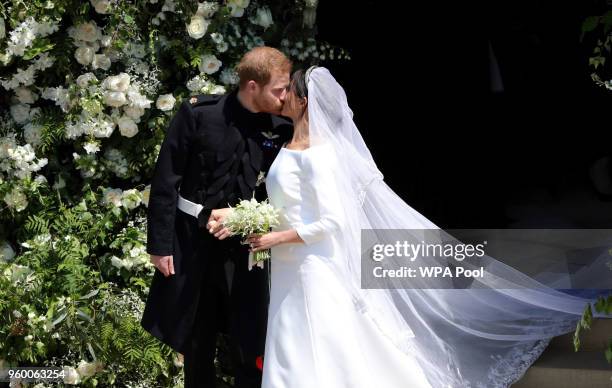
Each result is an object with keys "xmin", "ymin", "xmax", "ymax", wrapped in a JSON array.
[{"xmin": 300, "ymin": 142, "xmax": 338, "ymax": 172}]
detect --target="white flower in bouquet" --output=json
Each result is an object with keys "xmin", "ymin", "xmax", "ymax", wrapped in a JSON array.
[
  {"xmin": 199, "ymin": 54, "xmax": 222, "ymax": 74},
  {"xmin": 41, "ymin": 86, "xmax": 71, "ymax": 112},
  {"xmin": 103, "ymin": 91, "xmax": 127, "ymax": 108},
  {"xmin": 0, "ymin": 241, "xmax": 15, "ymax": 262},
  {"xmin": 123, "ymin": 105, "xmax": 144, "ymax": 121},
  {"xmin": 13, "ymin": 66, "xmax": 36, "ymax": 87},
  {"xmin": 92, "ymin": 53, "xmax": 111, "ymax": 70},
  {"xmin": 220, "ymin": 68, "xmax": 239, "ymax": 85},
  {"xmin": 162, "ymin": 0, "xmax": 177, "ymax": 13},
  {"xmin": 156, "ymin": 93, "xmax": 176, "ymax": 111},
  {"xmin": 102, "ymin": 188, "xmax": 123, "ymax": 207},
  {"xmin": 224, "ymin": 197, "xmax": 280, "ymax": 263},
  {"xmin": 251, "ymin": 8, "xmax": 273, "ymax": 29},
  {"xmin": 121, "ymin": 189, "xmax": 142, "ymax": 209},
  {"xmin": 10, "ymin": 104, "xmax": 31, "ymax": 124},
  {"xmin": 186, "ymin": 15, "xmax": 209, "ymax": 39},
  {"xmin": 91, "ymin": 0, "xmax": 112, "ymax": 14},
  {"xmin": 126, "ymin": 87, "xmax": 153, "ymax": 109},
  {"xmin": 83, "ymin": 140, "xmax": 100, "ymax": 154},
  {"xmin": 197, "ymin": 2, "xmax": 219, "ymax": 18},
  {"xmin": 118, "ymin": 116, "xmax": 139, "ymax": 138},
  {"xmin": 76, "ymin": 72, "xmax": 98, "ymax": 88},
  {"xmin": 217, "ymin": 40, "xmax": 229, "ymax": 53},
  {"xmin": 63, "ymin": 367, "xmax": 81, "ymax": 385},
  {"xmin": 4, "ymin": 187, "xmax": 28, "ymax": 212},
  {"xmin": 74, "ymin": 46, "xmax": 95, "ymax": 65},
  {"xmin": 23, "ymin": 123, "xmax": 43, "ymax": 148},
  {"xmin": 33, "ymin": 52, "xmax": 56, "ymax": 71},
  {"xmin": 102, "ymin": 73, "xmax": 131, "ymax": 92},
  {"xmin": 123, "ymin": 42, "xmax": 147, "ymax": 59},
  {"xmin": 15, "ymin": 87, "xmax": 37, "ymax": 104},
  {"xmin": 73, "ymin": 21, "xmax": 101, "ymax": 43},
  {"xmin": 100, "ymin": 34, "xmax": 112, "ymax": 47},
  {"xmin": 77, "ymin": 360, "xmax": 102, "ymax": 378},
  {"xmin": 228, "ymin": 0, "xmax": 250, "ymax": 17}
]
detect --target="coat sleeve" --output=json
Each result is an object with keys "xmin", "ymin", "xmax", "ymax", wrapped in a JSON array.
[
  {"xmin": 146, "ymin": 100, "xmax": 197, "ymax": 256},
  {"xmin": 294, "ymin": 146, "xmax": 346, "ymax": 245}
]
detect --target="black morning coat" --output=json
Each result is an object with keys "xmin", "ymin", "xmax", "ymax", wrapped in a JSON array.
[{"xmin": 141, "ymin": 88, "xmax": 293, "ymax": 354}]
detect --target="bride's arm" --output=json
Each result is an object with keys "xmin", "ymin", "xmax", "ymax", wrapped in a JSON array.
[{"xmin": 294, "ymin": 146, "xmax": 345, "ymax": 245}]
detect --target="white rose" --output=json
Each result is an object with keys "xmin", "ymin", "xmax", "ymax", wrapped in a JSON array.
[
  {"xmin": 75, "ymin": 21, "xmax": 100, "ymax": 42},
  {"xmin": 186, "ymin": 16, "xmax": 209, "ymax": 39},
  {"xmin": 76, "ymin": 72, "xmax": 97, "ymax": 88},
  {"xmin": 76, "ymin": 360, "xmax": 97, "ymax": 378},
  {"xmin": 15, "ymin": 87, "xmax": 37, "ymax": 104},
  {"xmin": 91, "ymin": 0, "xmax": 111, "ymax": 14},
  {"xmin": 103, "ymin": 91, "xmax": 127, "ymax": 108},
  {"xmin": 10, "ymin": 104, "xmax": 31, "ymax": 124},
  {"xmin": 74, "ymin": 46, "xmax": 95, "ymax": 65},
  {"xmin": 63, "ymin": 367, "xmax": 81, "ymax": 385},
  {"xmin": 252, "ymin": 7, "xmax": 273, "ymax": 29},
  {"xmin": 199, "ymin": 54, "xmax": 222, "ymax": 74},
  {"xmin": 103, "ymin": 73, "xmax": 130, "ymax": 92},
  {"xmin": 156, "ymin": 94, "xmax": 176, "ymax": 111},
  {"xmin": 102, "ymin": 188, "xmax": 123, "ymax": 207},
  {"xmin": 117, "ymin": 116, "xmax": 139, "ymax": 138},
  {"xmin": 0, "ymin": 241, "xmax": 15, "ymax": 262},
  {"xmin": 92, "ymin": 54, "xmax": 111, "ymax": 70},
  {"xmin": 123, "ymin": 105, "xmax": 145, "ymax": 120}
]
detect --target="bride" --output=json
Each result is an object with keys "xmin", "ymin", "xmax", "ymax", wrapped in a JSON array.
[{"xmin": 245, "ymin": 66, "xmax": 607, "ymax": 388}]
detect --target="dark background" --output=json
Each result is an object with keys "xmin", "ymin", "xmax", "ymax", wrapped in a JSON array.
[{"xmin": 315, "ymin": 0, "xmax": 612, "ymax": 229}]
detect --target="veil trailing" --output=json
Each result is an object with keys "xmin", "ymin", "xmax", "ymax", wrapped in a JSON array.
[{"xmin": 305, "ymin": 66, "xmax": 610, "ymax": 387}]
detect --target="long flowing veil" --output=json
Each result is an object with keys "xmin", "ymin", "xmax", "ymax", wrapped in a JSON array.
[{"xmin": 305, "ymin": 66, "xmax": 610, "ymax": 387}]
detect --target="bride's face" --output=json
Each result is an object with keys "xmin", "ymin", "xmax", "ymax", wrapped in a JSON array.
[{"xmin": 281, "ymin": 86, "xmax": 307, "ymax": 120}]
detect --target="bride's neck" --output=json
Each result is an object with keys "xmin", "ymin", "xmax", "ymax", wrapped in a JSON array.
[{"xmin": 290, "ymin": 117, "xmax": 309, "ymax": 147}]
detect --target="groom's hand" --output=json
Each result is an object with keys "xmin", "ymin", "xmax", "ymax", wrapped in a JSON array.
[
  {"xmin": 150, "ymin": 254, "xmax": 175, "ymax": 277},
  {"xmin": 207, "ymin": 208, "xmax": 233, "ymax": 240}
]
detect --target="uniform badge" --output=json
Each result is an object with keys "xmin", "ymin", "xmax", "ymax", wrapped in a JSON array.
[
  {"xmin": 189, "ymin": 96, "xmax": 198, "ymax": 104},
  {"xmin": 261, "ymin": 131, "xmax": 279, "ymax": 149}
]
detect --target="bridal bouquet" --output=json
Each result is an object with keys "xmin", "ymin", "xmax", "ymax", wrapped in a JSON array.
[{"xmin": 224, "ymin": 198, "xmax": 281, "ymax": 268}]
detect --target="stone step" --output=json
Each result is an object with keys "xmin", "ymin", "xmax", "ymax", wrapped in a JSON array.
[
  {"xmin": 512, "ymin": 349, "xmax": 611, "ymax": 388},
  {"xmin": 550, "ymin": 318, "xmax": 612, "ymax": 352}
]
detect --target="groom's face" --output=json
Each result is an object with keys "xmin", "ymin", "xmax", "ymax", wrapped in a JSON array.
[{"xmin": 253, "ymin": 69, "xmax": 290, "ymax": 115}]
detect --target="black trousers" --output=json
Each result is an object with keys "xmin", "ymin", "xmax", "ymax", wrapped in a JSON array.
[{"xmin": 183, "ymin": 254, "xmax": 265, "ymax": 388}]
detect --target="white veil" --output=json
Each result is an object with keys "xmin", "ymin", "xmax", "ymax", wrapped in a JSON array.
[{"xmin": 305, "ymin": 66, "xmax": 610, "ymax": 387}]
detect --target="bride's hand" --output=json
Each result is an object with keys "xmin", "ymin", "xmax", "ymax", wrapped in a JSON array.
[{"xmin": 247, "ymin": 232, "xmax": 284, "ymax": 252}]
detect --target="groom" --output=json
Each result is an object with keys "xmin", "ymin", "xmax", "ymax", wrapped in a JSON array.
[{"xmin": 142, "ymin": 47, "xmax": 293, "ymax": 388}]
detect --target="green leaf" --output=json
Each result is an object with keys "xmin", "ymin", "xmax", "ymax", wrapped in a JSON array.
[{"xmin": 581, "ymin": 16, "xmax": 601, "ymax": 41}]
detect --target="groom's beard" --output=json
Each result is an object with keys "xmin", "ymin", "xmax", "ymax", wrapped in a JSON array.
[{"xmin": 256, "ymin": 95, "xmax": 283, "ymax": 115}]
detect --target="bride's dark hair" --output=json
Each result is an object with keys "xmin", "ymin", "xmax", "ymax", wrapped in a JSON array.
[{"xmin": 289, "ymin": 69, "xmax": 308, "ymax": 100}]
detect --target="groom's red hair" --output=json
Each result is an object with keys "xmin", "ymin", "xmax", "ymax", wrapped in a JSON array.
[{"xmin": 236, "ymin": 46, "xmax": 292, "ymax": 89}]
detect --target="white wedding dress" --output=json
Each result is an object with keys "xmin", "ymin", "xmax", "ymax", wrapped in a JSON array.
[{"xmin": 261, "ymin": 143, "xmax": 432, "ymax": 388}]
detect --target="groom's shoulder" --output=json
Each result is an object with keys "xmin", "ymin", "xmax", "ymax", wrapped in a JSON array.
[{"xmin": 187, "ymin": 94, "xmax": 224, "ymax": 109}]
